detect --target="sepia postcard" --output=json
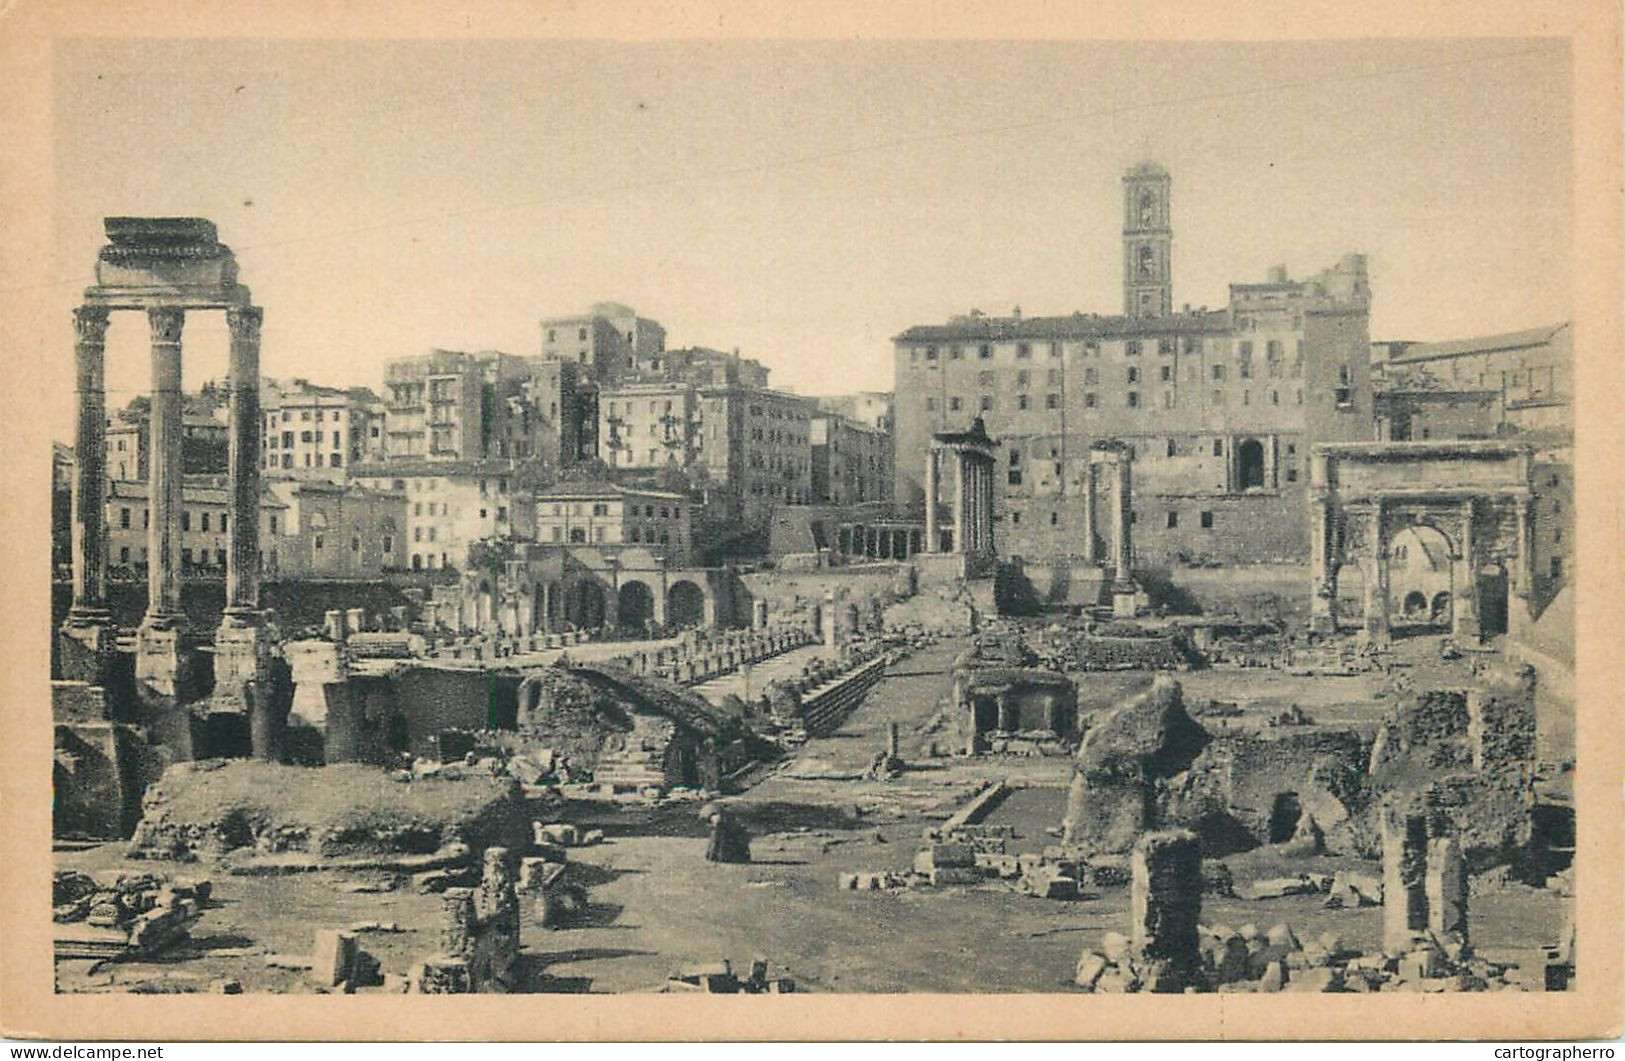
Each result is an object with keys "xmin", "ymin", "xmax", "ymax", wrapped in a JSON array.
[{"xmin": 0, "ymin": 0, "xmax": 1620, "ymax": 1043}]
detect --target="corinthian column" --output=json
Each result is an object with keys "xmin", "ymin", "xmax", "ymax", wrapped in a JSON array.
[
  {"xmin": 224, "ymin": 306, "xmax": 263, "ymax": 619},
  {"xmin": 68, "ymin": 306, "xmax": 111, "ymax": 624},
  {"xmin": 922, "ymin": 448, "xmax": 938, "ymax": 553},
  {"xmin": 145, "ymin": 307, "xmax": 186, "ymax": 628}
]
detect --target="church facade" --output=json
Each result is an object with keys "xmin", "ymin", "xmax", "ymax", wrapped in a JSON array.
[{"xmin": 892, "ymin": 162, "xmax": 1375, "ymax": 568}]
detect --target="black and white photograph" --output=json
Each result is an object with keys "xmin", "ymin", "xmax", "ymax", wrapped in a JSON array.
[{"xmin": 3, "ymin": 2, "xmax": 1620, "ymax": 1044}]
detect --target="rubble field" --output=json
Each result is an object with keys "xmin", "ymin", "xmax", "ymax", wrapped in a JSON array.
[{"xmin": 54, "ymin": 628, "xmax": 1571, "ymax": 994}]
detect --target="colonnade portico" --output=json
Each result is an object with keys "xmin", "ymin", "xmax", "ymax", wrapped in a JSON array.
[
  {"xmin": 60, "ymin": 218, "xmax": 276, "ymax": 755},
  {"xmin": 919, "ymin": 417, "xmax": 998, "ymax": 578}
]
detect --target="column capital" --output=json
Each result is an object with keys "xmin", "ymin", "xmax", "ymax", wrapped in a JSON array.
[
  {"xmin": 147, "ymin": 306, "xmax": 185, "ymax": 344},
  {"xmin": 73, "ymin": 305, "xmax": 111, "ymax": 343},
  {"xmin": 227, "ymin": 305, "xmax": 264, "ymax": 341}
]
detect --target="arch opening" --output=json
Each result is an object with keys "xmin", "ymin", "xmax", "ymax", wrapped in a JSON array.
[{"xmin": 667, "ymin": 580, "xmax": 707, "ymax": 629}]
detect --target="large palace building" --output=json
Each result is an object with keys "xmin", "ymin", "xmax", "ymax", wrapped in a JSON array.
[{"xmin": 892, "ymin": 161, "xmax": 1374, "ymax": 567}]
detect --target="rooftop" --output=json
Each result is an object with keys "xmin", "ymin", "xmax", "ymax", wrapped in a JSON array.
[
  {"xmin": 1391, "ymin": 323, "xmax": 1570, "ymax": 364},
  {"xmin": 894, "ymin": 308, "xmax": 1231, "ymax": 344}
]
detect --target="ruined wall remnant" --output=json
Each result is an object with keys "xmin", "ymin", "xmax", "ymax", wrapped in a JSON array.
[
  {"xmin": 125, "ymin": 760, "xmax": 530, "ymax": 862},
  {"xmin": 411, "ymin": 847, "xmax": 521, "ymax": 993},
  {"xmin": 1062, "ymin": 677, "xmax": 1207, "ymax": 853},
  {"xmin": 1381, "ymin": 803, "xmax": 1470, "ymax": 961}
]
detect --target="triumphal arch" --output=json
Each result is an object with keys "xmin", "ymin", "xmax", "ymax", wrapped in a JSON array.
[{"xmin": 1308, "ymin": 440, "xmax": 1535, "ymax": 643}]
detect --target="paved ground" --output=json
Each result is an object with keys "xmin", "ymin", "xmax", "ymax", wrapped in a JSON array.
[{"xmin": 691, "ymin": 644, "xmax": 828, "ymax": 706}]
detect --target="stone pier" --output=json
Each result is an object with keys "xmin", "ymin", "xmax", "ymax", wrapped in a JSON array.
[
  {"xmin": 1381, "ymin": 805, "xmax": 1432, "ymax": 957},
  {"xmin": 1129, "ymin": 830, "xmax": 1202, "ymax": 991}
]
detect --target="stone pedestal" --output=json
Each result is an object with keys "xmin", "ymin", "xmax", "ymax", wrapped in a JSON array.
[
  {"xmin": 135, "ymin": 621, "xmax": 197, "ymax": 760},
  {"xmin": 58, "ymin": 619, "xmax": 118, "ymax": 686},
  {"xmin": 1112, "ymin": 585, "xmax": 1139, "ymax": 619},
  {"xmin": 212, "ymin": 617, "xmax": 281, "ymax": 760}
]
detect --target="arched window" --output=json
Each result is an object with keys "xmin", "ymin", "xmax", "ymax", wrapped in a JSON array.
[
  {"xmin": 1139, "ymin": 191, "xmax": 1155, "ymax": 225},
  {"xmin": 1138, "ymin": 244, "xmax": 1156, "ymax": 278}
]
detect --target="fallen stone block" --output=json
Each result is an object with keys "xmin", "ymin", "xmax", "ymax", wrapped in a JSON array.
[
  {"xmin": 927, "ymin": 867, "xmax": 983, "ymax": 886},
  {"xmin": 1239, "ymin": 876, "xmax": 1322, "ymax": 901},
  {"xmin": 264, "ymin": 953, "xmax": 314, "ymax": 970},
  {"xmin": 311, "ymin": 929, "xmax": 358, "ymax": 987},
  {"xmin": 1284, "ymin": 966, "xmax": 1343, "ymax": 992},
  {"xmin": 534, "ymin": 822, "xmax": 581, "ymax": 847},
  {"xmin": 913, "ymin": 842, "xmax": 975, "ymax": 873}
]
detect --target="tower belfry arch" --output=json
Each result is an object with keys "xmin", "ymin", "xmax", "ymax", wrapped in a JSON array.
[
  {"xmin": 1122, "ymin": 160, "xmax": 1172, "ymax": 319},
  {"xmin": 60, "ymin": 218, "xmax": 279, "ymax": 757}
]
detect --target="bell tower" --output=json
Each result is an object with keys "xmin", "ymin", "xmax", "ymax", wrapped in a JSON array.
[{"xmin": 1123, "ymin": 161, "xmax": 1172, "ymax": 318}]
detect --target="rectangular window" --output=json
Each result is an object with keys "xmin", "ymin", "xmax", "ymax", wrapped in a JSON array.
[
  {"xmin": 119, "ymin": 546, "xmax": 130, "ymax": 563},
  {"xmin": 980, "ymin": 396, "xmax": 993, "ymax": 411},
  {"xmin": 1045, "ymin": 393, "xmax": 1060, "ymax": 410},
  {"xmin": 1127, "ymin": 391, "xmax": 1140, "ymax": 409},
  {"xmin": 1166, "ymin": 511, "xmax": 1179, "ymax": 529},
  {"xmin": 1085, "ymin": 392, "xmax": 1097, "ymax": 408},
  {"xmin": 1017, "ymin": 395, "xmax": 1030, "ymax": 410},
  {"xmin": 1127, "ymin": 367, "xmax": 1140, "ymax": 384},
  {"xmin": 1125, "ymin": 340, "xmax": 1141, "ymax": 357},
  {"xmin": 1212, "ymin": 439, "xmax": 1224, "ymax": 456},
  {"xmin": 978, "ymin": 344, "xmax": 992, "ymax": 360},
  {"xmin": 1049, "ymin": 511, "xmax": 1059, "ymax": 526},
  {"xmin": 1211, "ymin": 364, "xmax": 1225, "ymax": 381},
  {"xmin": 1158, "ymin": 339, "xmax": 1175, "ymax": 356},
  {"xmin": 1166, "ymin": 438, "xmax": 1177, "ymax": 457},
  {"xmin": 1200, "ymin": 510, "xmax": 1214, "ymax": 529},
  {"xmin": 925, "ymin": 397, "xmax": 937, "ymax": 411},
  {"xmin": 1016, "ymin": 370, "xmax": 1030, "ymax": 387},
  {"xmin": 180, "ymin": 511, "xmax": 190, "ymax": 532},
  {"xmin": 1550, "ymin": 557, "xmax": 1563, "ymax": 578},
  {"xmin": 120, "ymin": 507, "xmax": 131, "ymax": 529},
  {"xmin": 1084, "ymin": 367, "xmax": 1098, "ymax": 385},
  {"xmin": 948, "ymin": 397, "xmax": 961, "ymax": 411},
  {"xmin": 949, "ymin": 346, "xmax": 963, "ymax": 360}
]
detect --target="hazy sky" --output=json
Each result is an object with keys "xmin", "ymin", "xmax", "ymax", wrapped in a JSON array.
[{"xmin": 49, "ymin": 38, "xmax": 1571, "ymax": 432}]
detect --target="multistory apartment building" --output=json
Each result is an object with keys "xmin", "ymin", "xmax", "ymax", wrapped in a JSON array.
[
  {"xmin": 601, "ymin": 382, "xmax": 698, "ymax": 471},
  {"xmin": 810, "ymin": 413, "xmax": 892, "ymax": 505},
  {"xmin": 382, "ymin": 349, "xmax": 539, "ymax": 463},
  {"xmin": 694, "ymin": 385, "xmax": 815, "ymax": 522},
  {"xmin": 814, "ymin": 391, "xmax": 894, "ymax": 433},
  {"xmin": 630, "ymin": 346, "xmax": 771, "ymax": 389},
  {"xmin": 893, "ymin": 163, "xmax": 1373, "ymax": 567},
  {"xmin": 106, "ymin": 390, "xmax": 229, "ymax": 482},
  {"xmin": 539, "ymin": 301, "xmax": 666, "ymax": 384},
  {"xmin": 260, "ymin": 378, "xmax": 386, "ymax": 481},
  {"xmin": 351, "ymin": 461, "xmax": 532, "ymax": 573},
  {"xmin": 533, "ymin": 483, "xmax": 694, "ymax": 565}
]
